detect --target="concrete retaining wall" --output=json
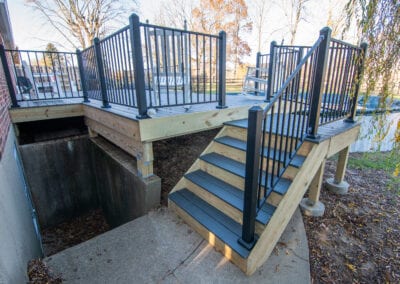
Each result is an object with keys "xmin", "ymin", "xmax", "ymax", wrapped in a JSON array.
[
  {"xmin": 0, "ymin": 128, "xmax": 41, "ymax": 283},
  {"xmin": 90, "ymin": 137, "xmax": 161, "ymax": 228},
  {"xmin": 19, "ymin": 134, "xmax": 161, "ymax": 230},
  {"xmin": 19, "ymin": 136, "xmax": 99, "ymax": 229}
]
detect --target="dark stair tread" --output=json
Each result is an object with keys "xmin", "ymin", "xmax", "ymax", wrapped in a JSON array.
[
  {"xmin": 215, "ymin": 136, "xmax": 305, "ymax": 168},
  {"xmin": 169, "ymin": 189, "xmax": 251, "ymax": 258},
  {"xmin": 200, "ymin": 152, "xmax": 291, "ymax": 196},
  {"xmin": 185, "ymin": 170, "xmax": 276, "ymax": 225}
]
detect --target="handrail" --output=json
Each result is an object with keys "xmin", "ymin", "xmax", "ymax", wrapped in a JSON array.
[
  {"xmin": 262, "ymin": 35, "xmax": 324, "ymax": 115},
  {"xmin": 239, "ymin": 28, "xmax": 367, "ymax": 249},
  {"xmin": 239, "ymin": 28, "xmax": 330, "ymax": 248}
]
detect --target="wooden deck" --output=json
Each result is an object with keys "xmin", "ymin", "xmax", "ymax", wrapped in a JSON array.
[
  {"xmin": 9, "ymin": 94, "xmax": 359, "ymax": 179},
  {"xmin": 9, "ymin": 94, "xmax": 268, "ymax": 178}
]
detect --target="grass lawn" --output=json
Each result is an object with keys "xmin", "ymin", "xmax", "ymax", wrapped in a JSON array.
[{"xmin": 347, "ymin": 149, "xmax": 400, "ymax": 193}]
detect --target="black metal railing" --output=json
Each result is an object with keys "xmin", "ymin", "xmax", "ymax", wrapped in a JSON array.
[
  {"xmin": 98, "ymin": 26, "xmax": 136, "ymax": 108},
  {"xmin": 80, "ymin": 45, "xmax": 100, "ymax": 102},
  {"xmin": 140, "ymin": 22, "xmax": 225, "ymax": 109},
  {"xmin": 2, "ymin": 13, "xmax": 226, "ymax": 116},
  {"xmin": 320, "ymin": 38, "xmax": 365, "ymax": 124},
  {"xmin": 239, "ymin": 27, "xmax": 367, "ymax": 248},
  {"xmin": 1, "ymin": 48, "xmax": 83, "ymax": 101}
]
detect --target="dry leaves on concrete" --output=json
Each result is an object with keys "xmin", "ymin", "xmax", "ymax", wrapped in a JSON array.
[{"xmin": 28, "ymin": 259, "xmax": 62, "ymax": 283}]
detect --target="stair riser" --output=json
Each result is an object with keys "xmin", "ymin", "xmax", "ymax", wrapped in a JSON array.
[
  {"xmin": 184, "ymin": 179, "xmax": 266, "ymax": 236},
  {"xmin": 198, "ymin": 160, "xmax": 284, "ymax": 206},
  {"xmin": 211, "ymin": 143, "xmax": 299, "ymax": 180},
  {"xmin": 169, "ymin": 200, "xmax": 248, "ymax": 273},
  {"xmin": 224, "ymin": 127, "xmax": 312, "ymax": 156}
]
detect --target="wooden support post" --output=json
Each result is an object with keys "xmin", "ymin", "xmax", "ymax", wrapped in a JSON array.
[
  {"xmin": 326, "ymin": 146, "xmax": 350, "ymax": 194},
  {"xmin": 137, "ymin": 142, "xmax": 154, "ymax": 178},
  {"xmin": 299, "ymin": 159, "xmax": 326, "ymax": 217},
  {"xmin": 88, "ymin": 127, "xmax": 98, "ymax": 138},
  {"xmin": 334, "ymin": 146, "xmax": 349, "ymax": 184},
  {"xmin": 308, "ymin": 159, "xmax": 326, "ymax": 205}
]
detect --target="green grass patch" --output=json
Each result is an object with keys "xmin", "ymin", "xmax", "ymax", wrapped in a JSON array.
[{"xmin": 348, "ymin": 150, "xmax": 400, "ymax": 192}]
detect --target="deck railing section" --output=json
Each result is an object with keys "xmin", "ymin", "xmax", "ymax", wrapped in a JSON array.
[
  {"xmin": 98, "ymin": 26, "xmax": 137, "ymax": 108},
  {"xmin": 320, "ymin": 39, "xmax": 366, "ymax": 124},
  {"xmin": 2, "ymin": 13, "xmax": 226, "ymax": 115},
  {"xmin": 239, "ymin": 27, "xmax": 367, "ymax": 248},
  {"xmin": 141, "ymin": 22, "xmax": 224, "ymax": 108},
  {"xmin": 80, "ymin": 45, "xmax": 100, "ymax": 102},
  {"xmin": 1, "ymin": 48, "xmax": 83, "ymax": 102}
]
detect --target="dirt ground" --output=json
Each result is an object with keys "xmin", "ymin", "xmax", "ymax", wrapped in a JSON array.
[
  {"xmin": 305, "ymin": 155, "xmax": 399, "ymax": 283},
  {"xmin": 153, "ymin": 128, "xmax": 221, "ymax": 206},
  {"xmin": 41, "ymin": 209, "xmax": 110, "ymax": 256}
]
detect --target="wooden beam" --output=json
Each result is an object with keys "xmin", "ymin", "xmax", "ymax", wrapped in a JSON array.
[
  {"xmin": 9, "ymin": 104, "xmax": 84, "ymax": 123},
  {"xmin": 85, "ymin": 117, "xmax": 143, "ymax": 158},
  {"xmin": 327, "ymin": 125, "xmax": 360, "ymax": 157},
  {"xmin": 334, "ymin": 146, "xmax": 349, "ymax": 183},
  {"xmin": 138, "ymin": 104, "xmax": 255, "ymax": 142},
  {"xmin": 83, "ymin": 105, "xmax": 141, "ymax": 141},
  {"xmin": 308, "ymin": 159, "xmax": 326, "ymax": 204}
]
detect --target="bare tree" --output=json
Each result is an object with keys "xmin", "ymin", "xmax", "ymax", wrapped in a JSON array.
[
  {"xmin": 249, "ymin": 0, "xmax": 276, "ymax": 52},
  {"xmin": 151, "ymin": 0, "xmax": 195, "ymax": 29},
  {"xmin": 26, "ymin": 0, "xmax": 137, "ymax": 49},
  {"xmin": 278, "ymin": 0, "xmax": 310, "ymax": 45},
  {"xmin": 326, "ymin": 0, "xmax": 346, "ymax": 38}
]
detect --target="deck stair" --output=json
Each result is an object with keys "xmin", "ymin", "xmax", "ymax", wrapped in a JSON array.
[
  {"xmin": 168, "ymin": 116, "xmax": 326, "ymax": 274},
  {"xmin": 169, "ymin": 28, "xmax": 366, "ymax": 275}
]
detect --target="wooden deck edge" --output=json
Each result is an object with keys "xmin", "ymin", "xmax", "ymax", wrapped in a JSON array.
[
  {"xmin": 9, "ymin": 104, "xmax": 84, "ymax": 123},
  {"xmin": 138, "ymin": 104, "xmax": 255, "ymax": 142},
  {"xmin": 169, "ymin": 201, "xmax": 248, "ymax": 273}
]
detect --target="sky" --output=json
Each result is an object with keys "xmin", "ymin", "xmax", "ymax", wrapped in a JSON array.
[{"xmin": 7, "ymin": 0, "xmax": 359, "ymax": 63}]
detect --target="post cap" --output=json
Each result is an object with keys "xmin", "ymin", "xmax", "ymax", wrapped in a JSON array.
[
  {"xmin": 249, "ymin": 105, "xmax": 263, "ymax": 112},
  {"xmin": 320, "ymin": 26, "xmax": 332, "ymax": 35}
]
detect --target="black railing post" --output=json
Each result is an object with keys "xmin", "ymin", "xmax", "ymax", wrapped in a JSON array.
[
  {"xmin": 94, "ymin": 38, "xmax": 110, "ymax": 108},
  {"xmin": 238, "ymin": 105, "xmax": 263, "ymax": 249},
  {"xmin": 255, "ymin": 52, "xmax": 261, "ymax": 96},
  {"xmin": 295, "ymin": 47, "xmax": 304, "ymax": 99},
  {"xmin": 130, "ymin": 13, "xmax": 149, "ymax": 119},
  {"xmin": 76, "ymin": 49, "xmax": 89, "ymax": 102},
  {"xmin": 216, "ymin": 31, "xmax": 227, "ymax": 109},
  {"xmin": 0, "ymin": 45, "xmax": 19, "ymax": 107},
  {"xmin": 345, "ymin": 42, "xmax": 368, "ymax": 123},
  {"xmin": 265, "ymin": 41, "xmax": 277, "ymax": 102},
  {"xmin": 307, "ymin": 27, "xmax": 332, "ymax": 139}
]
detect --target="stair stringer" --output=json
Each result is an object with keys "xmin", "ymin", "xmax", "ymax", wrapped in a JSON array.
[
  {"xmin": 168, "ymin": 125, "xmax": 234, "ymax": 196},
  {"xmin": 245, "ymin": 138, "xmax": 330, "ymax": 275}
]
